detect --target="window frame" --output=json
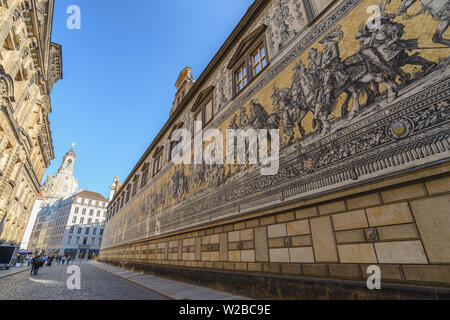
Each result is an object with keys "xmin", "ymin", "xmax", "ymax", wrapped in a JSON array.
[
  {"xmin": 302, "ymin": 0, "xmax": 336, "ymax": 25},
  {"xmin": 191, "ymin": 86, "xmax": 215, "ymax": 136},
  {"xmin": 203, "ymin": 97, "xmax": 214, "ymax": 126},
  {"xmin": 193, "ymin": 109, "xmax": 204, "ymax": 137},
  {"xmin": 132, "ymin": 175, "xmax": 139, "ymax": 197},
  {"xmin": 234, "ymin": 62, "xmax": 248, "ymax": 94},
  {"xmin": 141, "ymin": 163, "xmax": 149, "ymax": 188},
  {"xmin": 251, "ymin": 42, "xmax": 268, "ymax": 77},
  {"xmin": 153, "ymin": 151, "xmax": 163, "ymax": 176},
  {"xmin": 230, "ymin": 35, "xmax": 269, "ymax": 98}
]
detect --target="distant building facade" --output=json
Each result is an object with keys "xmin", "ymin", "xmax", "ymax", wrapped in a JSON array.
[
  {"xmin": 0, "ymin": 0, "xmax": 62, "ymax": 247},
  {"xmin": 27, "ymin": 147, "xmax": 109, "ymax": 258},
  {"xmin": 29, "ymin": 190, "xmax": 108, "ymax": 259},
  {"xmin": 100, "ymin": 0, "xmax": 450, "ymax": 298}
]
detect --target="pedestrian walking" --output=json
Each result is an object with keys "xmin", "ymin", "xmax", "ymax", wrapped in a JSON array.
[
  {"xmin": 32, "ymin": 256, "xmax": 42, "ymax": 275},
  {"xmin": 67, "ymin": 256, "xmax": 71, "ymax": 265},
  {"xmin": 30, "ymin": 256, "xmax": 36, "ymax": 275}
]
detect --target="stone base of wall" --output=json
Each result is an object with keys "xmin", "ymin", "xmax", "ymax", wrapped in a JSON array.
[
  {"xmin": 100, "ymin": 163, "xmax": 450, "ymax": 298},
  {"xmin": 99, "ymin": 260, "xmax": 450, "ymax": 300}
]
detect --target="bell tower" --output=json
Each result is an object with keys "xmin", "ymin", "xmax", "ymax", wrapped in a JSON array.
[
  {"xmin": 109, "ymin": 176, "xmax": 120, "ymax": 201},
  {"xmin": 58, "ymin": 143, "xmax": 76, "ymax": 175}
]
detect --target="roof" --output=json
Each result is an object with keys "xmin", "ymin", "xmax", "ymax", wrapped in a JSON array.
[{"xmin": 74, "ymin": 190, "xmax": 107, "ymax": 202}]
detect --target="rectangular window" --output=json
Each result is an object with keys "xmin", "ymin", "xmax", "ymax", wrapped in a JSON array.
[
  {"xmin": 132, "ymin": 178, "xmax": 138, "ymax": 196},
  {"xmin": 302, "ymin": 0, "xmax": 335, "ymax": 25},
  {"xmin": 67, "ymin": 236, "xmax": 72, "ymax": 245},
  {"xmin": 153, "ymin": 153, "xmax": 163, "ymax": 176},
  {"xmin": 194, "ymin": 111, "xmax": 203, "ymax": 136},
  {"xmin": 82, "ymin": 208, "xmax": 86, "ymax": 215},
  {"xmin": 204, "ymin": 99, "xmax": 213, "ymax": 125},
  {"xmin": 69, "ymin": 226, "xmax": 75, "ymax": 233},
  {"xmin": 231, "ymin": 35, "xmax": 269, "ymax": 98},
  {"xmin": 235, "ymin": 63, "xmax": 248, "ymax": 93},
  {"xmin": 88, "ymin": 218, "xmax": 92, "ymax": 224},
  {"xmin": 72, "ymin": 216, "xmax": 77, "ymax": 224},
  {"xmin": 252, "ymin": 43, "xmax": 267, "ymax": 76},
  {"xmin": 97, "ymin": 210, "xmax": 101, "ymax": 217},
  {"xmin": 85, "ymin": 228, "xmax": 90, "ymax": 235},
  {"xmin": 141, "ymin": 168, "xmax": 149, "ymax": 188},
  {"xmin": 80, "ymin": 217, "xmax": 84, "ymax": 225},
  {"xmin": 77, "ymin": 228, "xmax": 82, "ymax": 234},
  {"xmin": 89, "ymin": 209, "xmax": 94, "ymax": 216},
  {"xmin": 74, "ymin": 207, "xmax": 79, "ymax": 214},
  {"xmin": 76, "ymin": 236, "xmax": 80, "ymax": 244}
]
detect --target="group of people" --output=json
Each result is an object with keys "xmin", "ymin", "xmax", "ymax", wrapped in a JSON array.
[{"xmin": 27, "ymin": 254, "xmax": 72, "ymax": 275}]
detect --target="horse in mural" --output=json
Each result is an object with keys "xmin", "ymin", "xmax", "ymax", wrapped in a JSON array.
[
  {"xmin": 271, "ymin": 25, "xmax": 401, "ymax": 138},
  {"xmin": 272, "ymin": 85, "xmax": 308, "ymax": 142},
  {"xmin": 397, "ymin": 0, "xmax": 450, "ymax": 47}
]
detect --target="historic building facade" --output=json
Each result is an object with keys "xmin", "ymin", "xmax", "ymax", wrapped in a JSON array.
[
  {"xmin": 28, "ymin": 190, "xmax": 108, "ymax": 259},
  {"xmin": 100, "ymin": 0, "xmax": 450, "ymax": 298},
  {"xmin": 0, "ymin": 0, "xmax": 62, "ymax": 247},
  {"xmin": 27, "ymin": 148, "xmax": 109, "ymax": 258}
]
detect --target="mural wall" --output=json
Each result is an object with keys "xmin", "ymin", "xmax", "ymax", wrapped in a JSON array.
[{"xmin": 102, "ymin": 0, "xmax": 450, "ymax": 249}]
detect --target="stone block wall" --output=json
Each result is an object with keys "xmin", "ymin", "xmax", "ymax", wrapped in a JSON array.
[{"xmin": 100, "ymin": 167, "xmax": 450, "ymax": 289}]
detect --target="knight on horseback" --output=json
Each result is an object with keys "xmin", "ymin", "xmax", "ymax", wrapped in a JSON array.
[{"xmin": 397, "ymin": 0, "xmax": 450, "ymax": 47}]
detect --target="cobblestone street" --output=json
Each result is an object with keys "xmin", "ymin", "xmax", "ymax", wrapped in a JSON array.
[{"xmin": 0, "ymin": 262, "xmax": 166, "ymax": 300}]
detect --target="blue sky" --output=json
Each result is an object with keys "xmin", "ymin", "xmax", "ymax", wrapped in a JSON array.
[{"xmin": 47, "ymin": 0, "xmax": 254, "ymax": 198}]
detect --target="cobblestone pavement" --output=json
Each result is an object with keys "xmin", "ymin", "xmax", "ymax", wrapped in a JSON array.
[{"xmin": 0, "ymin": 261, "xmax": 166, "ymax": 300}]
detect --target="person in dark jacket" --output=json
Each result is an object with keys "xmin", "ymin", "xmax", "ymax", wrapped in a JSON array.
[
  {"xmin": 32, "ymin": 256, "xmax": 42, "ymax": 275},
  {"xmin": 30, "ymin": 256, "xmax": 37, "ymax": 275}
]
